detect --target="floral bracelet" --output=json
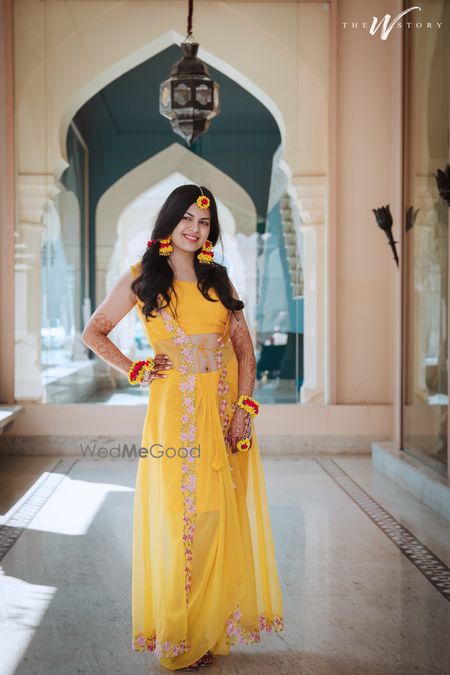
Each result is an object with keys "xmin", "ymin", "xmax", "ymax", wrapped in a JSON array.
[
  {"xmin": 128, "ymin": 358, "xmax": 155, "ymax": 385},
  {"xmin": 236, "ymin": 395, "xmax": 260, "ymax": 417},
  {"xmin": 230, "ymin": 400, "xmax": 255, "ymax": 453}
]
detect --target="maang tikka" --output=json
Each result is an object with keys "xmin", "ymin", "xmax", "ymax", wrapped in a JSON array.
[{"xmin": 196, "ymin": 185, "xmax": 210, "ymax": 210}]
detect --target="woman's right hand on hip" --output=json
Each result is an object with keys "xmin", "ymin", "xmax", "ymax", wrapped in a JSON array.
[{"xmin": 141, "ymin": 353, "xmax": 172, "ymax": 386}]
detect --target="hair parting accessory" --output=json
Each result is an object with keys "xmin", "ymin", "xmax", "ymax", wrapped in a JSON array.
[
  {"xmin": 196, "ymin": 185, "xmax": 210, "ymax": 210},
  {"xmin": 128, "ymin": 358, "xmax": 155, "ymax": 385},
  {"xmin": 197, "ymin": 239, "xmax": 214, "ymax": 264}
]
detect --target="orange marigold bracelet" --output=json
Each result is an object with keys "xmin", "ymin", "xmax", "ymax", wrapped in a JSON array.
[{"xmin": 128, "ymin": 358, "xmax": 156, "ymax": 385}]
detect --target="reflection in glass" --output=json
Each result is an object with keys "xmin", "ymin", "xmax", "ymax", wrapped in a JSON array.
[
  {"xmin": 402, "ymin": 0, "xmax": 449, "ymax": 475},
  {"xmin": 256, "ymin": 196, "xmax": 303, "ymax": 403},
  {"xmin": 41, "ymin": 125, "xmax": 90, "ymax": 403}
]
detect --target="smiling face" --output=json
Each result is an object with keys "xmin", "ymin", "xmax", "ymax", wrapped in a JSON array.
[{"xmin": 171, "ymin": 202, "xmax": 211, "ymax": 252}]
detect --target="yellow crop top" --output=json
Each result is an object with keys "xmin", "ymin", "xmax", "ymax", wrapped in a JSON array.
[{"xmin": 130, "ymin": 261, "xmax": 229, "ymax": 335}]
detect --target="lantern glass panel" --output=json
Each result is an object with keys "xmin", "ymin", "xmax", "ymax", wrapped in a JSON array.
[
  {"xmin": 160, "ymin": 84, "xmax": 171, "ymax": 109},
  {"xmin": 195, "ymin": 84, "xmax": 212, "ymax": 106},
  {"xmin": 173, "ymin": 83, "xmax": 191, "ymax": 106},
  {"xmin": 213, "ymin": 84, "xmax": 219, "ymax": 110}
]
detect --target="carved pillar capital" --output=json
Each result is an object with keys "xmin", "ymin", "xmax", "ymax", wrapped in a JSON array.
[{"xmin": 17, "ymin": 173, "xmax": 62, "ymax": 225}]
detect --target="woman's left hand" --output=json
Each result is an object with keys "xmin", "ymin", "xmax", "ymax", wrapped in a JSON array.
[{"xmin": 225, "ymin": 407, "xmax": 250, "ymax": 454}]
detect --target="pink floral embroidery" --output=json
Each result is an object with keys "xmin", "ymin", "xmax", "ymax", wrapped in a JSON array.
[
  {"xmin": 132, "ymin": 607, "xmax": 283, "ymax": 655},
  {"xmin": 225, "ymin": 605, "xmax": 284, "ymax": 645},
  {"xmin": 215, "ymin": 335, "xmax": 231, "ymax": 440},
  {"xmin": 215, "ymin": 330, "xmax": 237, "ymax": 487},
  {"xmin": 132, "ymin": 632, "xmax": 190, "ymax": 656},
  {"xmin": 184, "ymin": 473, "xmax": 196, "ymax": 491},
  {"xmin": 159, "ymin": 306, "xmax": 198, "ymax": 599}
]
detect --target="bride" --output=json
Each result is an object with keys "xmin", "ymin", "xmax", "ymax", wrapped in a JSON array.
[{"xmin": 82, "ymin": 184, "xmax": 284, "ymax": 671}]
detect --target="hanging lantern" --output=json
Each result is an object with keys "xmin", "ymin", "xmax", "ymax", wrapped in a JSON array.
[{"xmin": 159, "ymin": 1, "xmax": 220, "ymax": 145}]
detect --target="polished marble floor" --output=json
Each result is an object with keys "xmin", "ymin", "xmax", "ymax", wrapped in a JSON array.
[{"xmin": 0, "ymin": 454, "xmax": 449, "ymax": 675}]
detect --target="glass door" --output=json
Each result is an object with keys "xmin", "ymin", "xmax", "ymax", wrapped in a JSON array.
[{"xmin": 402, "ymin": 0, "xmax": 450, "ymax": 476}]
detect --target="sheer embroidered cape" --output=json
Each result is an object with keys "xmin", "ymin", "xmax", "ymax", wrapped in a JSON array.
[{"xmin": 130, "ymin": 263, "xmax": 284, "ymax": 670}]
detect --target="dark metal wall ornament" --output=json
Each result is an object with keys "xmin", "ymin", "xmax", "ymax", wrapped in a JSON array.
[
  {"xmin": 372, "ymin": 204, "xmax": 400, "ymax": 268},
  {"xmin": 159, "ymin": 0, "xmax": 220, "ymax": 146},
  {"xmin": 433, "ymin": 163, "xmax": 450, "ymax": 207},
  {"xmin": 370, "ymin": 164, "xmax": 449, "ymax": 269}
]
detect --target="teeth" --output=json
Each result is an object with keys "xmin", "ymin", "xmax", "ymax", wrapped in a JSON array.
[{"xmin": 184, "ymin": 234, "xmax": 199, "ymax": 241}]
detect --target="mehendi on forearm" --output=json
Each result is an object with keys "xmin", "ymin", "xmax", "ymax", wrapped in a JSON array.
[
  {"xmin": 226, "ymin": 315, "xmax": 257, "ymax": 452},
  {"xmin": 229, "ymin": 317, "xmax": 256, "ymax": 398},
  {"xmin": 82, "ymin": 311, "xmax": 133, "ymax": 376}
]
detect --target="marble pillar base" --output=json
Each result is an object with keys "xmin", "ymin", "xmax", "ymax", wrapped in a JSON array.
[{"xmin": 372, "ymin": 441, "xmax": 450, "ymax": 521}]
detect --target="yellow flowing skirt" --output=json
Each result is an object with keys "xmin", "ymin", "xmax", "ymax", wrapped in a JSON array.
[{"xmin": 131, "ymin": 351, "xmax": 284, "ymax": 670}]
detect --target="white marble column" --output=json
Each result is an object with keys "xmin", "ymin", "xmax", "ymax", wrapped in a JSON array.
[
  {"xmin": 293, "ymin": 176, "xmax": 327, "ymax": 405},
  {"xmin": 235, "ymin": 231, "xmax": 259, "ymax": 344},
  {"xmin": 15, "ymin": 174, "xmax": 60, "ymax": 401}
]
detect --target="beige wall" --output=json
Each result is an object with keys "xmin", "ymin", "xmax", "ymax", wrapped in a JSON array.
[
  {"xmin": 0, "ymin": 402, "xmax": 392, "ymax": 455},
  {"xmin": 335, "ymin": 0, "xmax": 402, "ymax": 406}
]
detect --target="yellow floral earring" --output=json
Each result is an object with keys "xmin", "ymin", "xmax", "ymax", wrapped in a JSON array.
[
  {"xmin": 197, "ymin": 239, "xmax": 214, "ymax": 264},
  {"xmin": 194, "ymin": 186, "xmax": 213, "ymax": 263},
  {"xmin": 158, "ymin": 237, "xmax": 173, "ymax": 256}
]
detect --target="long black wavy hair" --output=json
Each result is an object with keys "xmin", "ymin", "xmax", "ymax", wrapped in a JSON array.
[{"xmin": 131, "ymin": 184, "xmax": 245, "ymax": 321}]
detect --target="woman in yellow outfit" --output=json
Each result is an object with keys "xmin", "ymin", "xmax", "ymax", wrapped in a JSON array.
[{"xmin": 82, "ymin": 184, "xmax": 283, "ymax": 672}]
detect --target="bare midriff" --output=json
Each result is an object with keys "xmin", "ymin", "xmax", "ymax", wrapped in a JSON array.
[{"xmin": 186, "ymin": 332, "xmax": 223, "ymax": 373}]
